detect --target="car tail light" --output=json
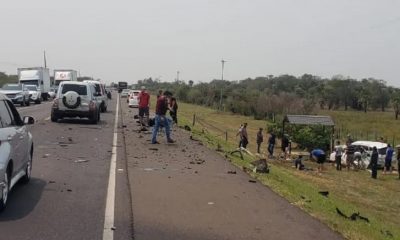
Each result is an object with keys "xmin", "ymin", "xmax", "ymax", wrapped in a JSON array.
[
  {"xmin": 53, "ymin": 98, "xmax": 59, "ymax": 108},
  {"xmin": 89, "ymin": 100, "xmax": 96, "ymax": 110}
]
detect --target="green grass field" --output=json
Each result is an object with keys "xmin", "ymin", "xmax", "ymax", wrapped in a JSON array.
[{"xmin": 172, "ymin": 102, "xmax": 400, "ymax": 240}]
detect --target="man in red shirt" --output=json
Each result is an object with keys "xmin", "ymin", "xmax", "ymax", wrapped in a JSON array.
[
  {"xmin": 151, "ymin": 91, "xmax": 174, "ymax": 144},
  {"xmin": 138, "ymin": 86, "xmax": 150, "ymax": 126}
]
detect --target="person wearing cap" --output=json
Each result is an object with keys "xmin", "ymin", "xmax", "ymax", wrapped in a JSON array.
[
  {"xmin": 151, "ymin": 91, "xmax": 174, "ymax": 144},
  {"xmin": 138, "ymin": 86, "xmax": 150, "ymax": 127}
]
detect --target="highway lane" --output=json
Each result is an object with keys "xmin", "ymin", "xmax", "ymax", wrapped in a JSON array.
[{"xmin": 0, "ymin": 96, "xmax": 132, "ymax": 240}]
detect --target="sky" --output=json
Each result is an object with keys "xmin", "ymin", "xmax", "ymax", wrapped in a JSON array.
[{"xmin": 0, "ymin": 0, "xmax": 399, "ymax": 86}]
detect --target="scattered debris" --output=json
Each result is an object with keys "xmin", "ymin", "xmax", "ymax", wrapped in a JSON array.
[
  {"xmin": 184, "ymin": 125, "xmax": 191, "ymax": 131},
  {"xmin": 336, "ymin": 208, "xmax": 369, "ymax": 223},
  {"xmin": 48, "ymin": 181, "xmax": 56, "ymax": 184},
  {"xmin": 249, "ymin": 180, "xmax": 257, "ymax": 183},
  {"xmin": 122, "ymin": 125, "xmax": 127, "ymax": 128},
  {"xmin": 196, "ymin": 159, "xmax": 205, "ymax": 164},
  {"xmin": 118, "ymin": 169, "xmax": 124, "ymax": 172},
  {"xmin": 318, "ymin": 191, "xmax": 329, "ymax": 197},
  {"xmin": 74, "ymin": 159, "xmax": 89, "ymax": 163},
  {"xmin": 67, "ymin": 189, "xmax": 72, "ymax": 192},
  {"xmin": 181, "ymin": 149, "xmax": 186, "ymax": 152},
  {"xmin": 149, "ymin": 148, "xmax": 159, "ymax": 151},
  {"xmin": 381, "ymin": 230, "xmax": 394, "ymax": 238},
  {"xmin": 194, "ymin": 171, "xmax": 198, "ymax": 174},
  {"xmin": 208, "ymin": 202, "xmax": 214, "ymax": 205},
  {"xmin": 251, "ymin": 159, "xmax": 270, "ymax": 173},
  {"xmin": 227, "ymin": 170, "xmax": 237, "ymax": 174},
  {"xmin": 111, "ymin": 227, "xmax": 116, "ymax": 231},
  {"xmin": 43, "ymin": 154, "xmax": 50, "ymax": 158},
  {"xmin": 68, "ymin": 128, "xmax": 73, "ymax": 130},
  {"xmin": 133, "ymin": 115, "xmax": 139, "ymax": 119},
  {"xmin": 144, "ymin": 168, "xmax": 155, "ymax": 171}
]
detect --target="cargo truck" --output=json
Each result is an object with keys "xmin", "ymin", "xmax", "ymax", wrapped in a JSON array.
[
  {"xmin": 54, "ymin": 69, "xmax": 78, "ymax": 87},
  {"xmin": 18, "ymin": 67, "xmax": 51, "ymax": 101},
  {"xmin": 118, "ymin": 81, "xmax": 128, "ymax": 93}
]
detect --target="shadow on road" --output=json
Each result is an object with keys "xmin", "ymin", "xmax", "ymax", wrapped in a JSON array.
[
  {"xmin": 0, "ymin": 178, "xmax": 46, "ymax": 221},
  {"xmin": 57, "ymin": 118, "xmax": 108, "ymax": 125}
]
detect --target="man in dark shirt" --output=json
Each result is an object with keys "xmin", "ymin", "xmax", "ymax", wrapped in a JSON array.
[
  {"xmin": 268, "ymin": 133, "xmax": 276, "ymax": 158},
  {"xmin": 151, "ymin": 91, "xmax": 174, "ymax": 144}
]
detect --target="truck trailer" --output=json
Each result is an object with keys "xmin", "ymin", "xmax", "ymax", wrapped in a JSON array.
[
  {"xmin": 18, "ymin": 67, "xmax": 51, "ymax": 101},
  {"xmin": 54, "ymin": 69, "xmax": 78, "ymax": 87}
]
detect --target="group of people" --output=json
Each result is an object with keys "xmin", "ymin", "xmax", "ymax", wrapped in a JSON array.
[
  {"xmin": 136, "ymin": 86, "xmax": 178, "ymax": 144},
  {"xmin": 236, "ymin": 124, "xmax": 287, "ymax": 161},
  {"xmin": 334, "ymin": 139, "xmax": 400, "ymax": 179}
]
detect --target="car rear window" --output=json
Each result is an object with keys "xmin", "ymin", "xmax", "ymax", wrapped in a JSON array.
[
  {"xmin": 94, "ymin": 84, "xmax": 101, "ymax": 94},
  {"xmin": 62, "ymin": 84, "xmax": 87, "ymax": 95}
]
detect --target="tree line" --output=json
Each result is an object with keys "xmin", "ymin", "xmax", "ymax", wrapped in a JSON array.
[{"xmin": 137, "ymin": 74, "xmax": 400, "ymax": 120}]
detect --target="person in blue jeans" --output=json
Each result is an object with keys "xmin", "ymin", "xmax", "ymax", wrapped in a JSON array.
[{"xmin": 151, "ymin": 91, "xmax": 175, "ymax": 144}]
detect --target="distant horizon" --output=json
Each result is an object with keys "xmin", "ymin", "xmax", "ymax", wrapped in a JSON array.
[{"xmin": 1, "ymin": 1, "xmax": 399, "ymax": 87}]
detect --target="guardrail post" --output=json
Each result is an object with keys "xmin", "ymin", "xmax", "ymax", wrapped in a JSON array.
[
  {"xmin": 192, "ymin": 114, "xmax": 196, "ymax": 126},
  {"xmin": 225, "ymin": 131, "xmax": 228, "ymax": 142}
]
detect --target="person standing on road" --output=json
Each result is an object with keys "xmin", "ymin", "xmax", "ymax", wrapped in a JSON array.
[
  {"xmin": 138, "ymin": 86, "xmax": 150, "ymax": 127},
  {"xmin": 169, "ymin": 96, "xmax": 178, "ymax": 125},
  {"xmin": 256, "ymin": 128, "xmax": 263, "ymax": 154},
  {"xmin": 151, "ymin": 91, "xmax": 175, "ymax": 144},
  {"xmin": 335, "ymin": 141, "xmax": 343, "ymax": 171},
  {"xmin": 267, "ymin": 132, "xmax": 276, "ymax": 158},
  {"xmin": 371, "ymin": 146, "xmax": 378, "ymax": 179},
  {"xmin": 311, "ymin": 148, "xmax": 326, "ymax": 174},
  {"xmin": 384, "ymin": 144, "xmax": 394, "ymax": 175}
]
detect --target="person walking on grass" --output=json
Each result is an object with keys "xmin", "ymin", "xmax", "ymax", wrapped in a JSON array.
[
  {"xmin": 311, "ymin": 148, "xmax": 326, "ymax": 174},
  {"xmin": 281, "ymin": 134, "xmax": 289, "ymax": 160},
  {"xmin": 335, "ymin": 141, "xmax": 343, "ymax": 171},
  {"xmin": 151, "ymin": 91, "xmax": 175, "ymax": 144},
  {"xmin": 371, "ymin": 146, "xmax": 378, "ymax": 179},
  {"xmin": 256, "ymin": 128, "xmax": 263, "ymax": 154},
  {"xmin": 384, "ymin": 144, "xmax": 394, "ymax": 175},
  {"xmin": 240, "ymin": 123, "xmax": 249, "ymax": 149},
  {"xmin": 138, "ymin": 86, "xmax": 150, "ymax": 127},
  {"xmin": 236, "ymin": 124, "xmax": 244, "ymax": 148},
  {"xmin": 267, "ymin": 132, "xmax": 276, "ymax": 158}
]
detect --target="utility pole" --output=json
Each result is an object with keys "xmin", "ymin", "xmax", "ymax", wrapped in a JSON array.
[
  {"xmin": 176, "ymin": 71, "xmax": 180, "ymax": 82},
  {"xmin": 43, "ymin": 50, "xmax": 47, "ymax": 68},
  {"xmin": 219, "ymin": 59, "xmax": 226, "ymax": 110}
]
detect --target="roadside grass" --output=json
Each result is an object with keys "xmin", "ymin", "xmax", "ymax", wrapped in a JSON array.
[
  {"xmin": 321, "ymin": 110, "xmax": 400, "ymax": 144},
  {"xmin": 174, "ymin": 102, "xmax": 400, "ymax": 240}
]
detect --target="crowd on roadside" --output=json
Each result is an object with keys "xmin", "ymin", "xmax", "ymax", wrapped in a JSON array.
[{"xmin": 235, "ymin": 123, "xmax": 400, "ymax": 179}]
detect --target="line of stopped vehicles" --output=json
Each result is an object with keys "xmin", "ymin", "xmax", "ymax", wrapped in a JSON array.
[{"xmin": 0, "ymin": 67, "xmax": 113, "ymax": 212}]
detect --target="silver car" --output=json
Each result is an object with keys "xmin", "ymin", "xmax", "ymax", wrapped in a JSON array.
[{"xmin": 0, "ymin": 93, "xmax": 35, "ymax": 211}]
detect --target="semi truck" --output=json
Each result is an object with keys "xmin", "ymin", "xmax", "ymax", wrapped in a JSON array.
[
  {"xmin": 118, "ymin": 81, "xmax": 128, "ymax": 93},
  {"xmin": 18, "ymin": 67, "xmax": 51, "ymax": 101},
  {"xmin": 54, "ymin": 69, "xmax": 78, "ymax": 87}
]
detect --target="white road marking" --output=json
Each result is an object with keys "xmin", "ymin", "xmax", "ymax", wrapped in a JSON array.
[{"xmin": 103, "ymin": 97, "xmax": 119, "ymax": 240}]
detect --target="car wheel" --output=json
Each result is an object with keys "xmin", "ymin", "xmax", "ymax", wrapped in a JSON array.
[
  {"xmin": 51, "ymin": 112, "xmax": 59, "ymax": 122},
  {"xmin": 21, "ymin": 150, "xmax": 33, "ymax": 183},
  {"xmin": 0, "ymin": 169, "xmax": 10, "ymax": 212}
]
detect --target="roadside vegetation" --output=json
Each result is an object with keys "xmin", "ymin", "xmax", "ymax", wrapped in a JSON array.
[{"xmin": 173, "ymin": 101, "xmax": 400, "ymax": 240}]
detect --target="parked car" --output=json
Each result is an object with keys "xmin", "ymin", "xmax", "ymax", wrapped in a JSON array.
[
  {"xmin": 120, "ymin": 89, "xmax": 130, "ymax": 98},
  {"xmin": 83, "ymin": 80, "xmax": 108, "ymax": 112},
  {"xmin": 0, "ymin": 84, "xmax": 30, "ymax": 106},
  {"xmin": 128, "ymin": 90, "xmax": 140, "ymax": 107},
  {"xmin": 26, "ymin": 85, "xmax": 42, "ymax": 104},
  {"xmin": 48, "ymin": 87, "xmax": 56, "ymax": 99},
  {"xmin": 0, "ymin": 93, "xmax": 35, "ymax": 211},
  {"xmin": 331, "ymin": 141, "xmax": 397, "ymax": 169},
  {"xmin": 51, "ymin": 81, "xmax": 101, "ymax": 124}
]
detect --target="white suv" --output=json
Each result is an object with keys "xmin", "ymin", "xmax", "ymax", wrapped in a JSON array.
[
  {"xmin": 51, "ymin": 81, "xmax": 101, "ymax": 124},
  {"xmin": 83, "ymin": 80, "xmax": 108, "ymax": 112},
  {"xmin": 0, "ymin": 93, "xmax": 35, "ymax": 211}
]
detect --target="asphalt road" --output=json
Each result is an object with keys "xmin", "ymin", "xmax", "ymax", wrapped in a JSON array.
[{"xmin": 0, "ymin": 96, "xmax": 132, "ymax": 240}]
